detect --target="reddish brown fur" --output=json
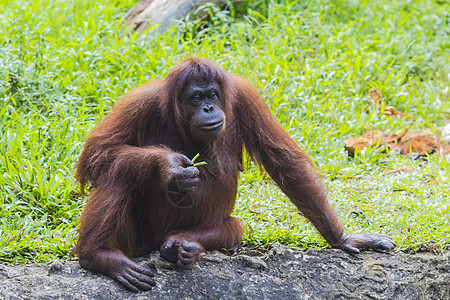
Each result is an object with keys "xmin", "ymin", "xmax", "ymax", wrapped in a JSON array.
[
  {"xmin": 75, "ymin": 58, "xmax": 395, "ymax": 291},
  {"xmin": 76, "ymin": 60, "xmax": 246, "ymax": 261}
]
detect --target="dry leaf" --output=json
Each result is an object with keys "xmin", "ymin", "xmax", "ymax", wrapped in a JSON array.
[
  {"xmin": 382, "ymin": 128, "xmax": 409, "ymax": 147},
  {"xmin": 401, "ymin": 113, "xmax": 413, "ymax": 121},
  {"xmin": 427, "ymin": 177, "xmax": 440, "ymax": 184},
  {"xmin": 382, "ymin": 167, "xmax": 412, "ymax": 176},
  {"xmin": 384, "ymin": 107, "xmax": 413, "ymax": 120},
  {"xmin": 344, "ymin": 129, "xmax": 408, "ymax": 157},
  {"xmin": 249, "ymin": 204, "xmax": 262, "ymax": 214},
  {"xmin": 384, "ymin": 107, "xmax": 400, "ymax": 117},
  {"xmin": 362, "ymin": 130, "xmax": 384, "ymax": 141},
  {"xmin": 367, "ymin": 88, "xmax": 412, "ymax": 120},
  {"xmin": 394, "ymin": 132, "xmax": 450, "ymax": 158},
  {"xmin": 344, "ymin": 137, "xmax": 373, "ymax": 157},
  {"xmin": 369, "ymin": 88, "xmax": 382, "ymax": 106},
  {"xmin": 344, "ymin": 129, "xmax": 450, "ymax": 159}
]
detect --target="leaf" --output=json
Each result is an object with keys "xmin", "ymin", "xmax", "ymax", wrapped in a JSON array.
[
  {"xmin": 384, "ymin": 107, "xmax": 413, "ymax": 120},
  {"xmin": 249, "ymin": 204, "xmax": 262, "ymax": 214},
  {"xmin": 344, "ymin": 137, "xmax": 373, "ymax": 157},
  {"xmin": 394, "ymin": 132, "xmax": 450, "ymax": 158},
  {"xmin": 367, "ymin": 88, "xmax": 412, "ymax": 120},
  {"xmin": 345, "ymin": 129, "xmax": 450, "ymax": 159},
  {"xmin": 382, "ymin": 167, "xmax": 412, "ymax": 176},
  {"xmin": 369, "ymin": 88, "xmax": 382, "ymax": 106}
]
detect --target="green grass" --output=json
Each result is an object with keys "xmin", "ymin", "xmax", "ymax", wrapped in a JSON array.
[{"xmin": 0, "ymin": 0, "xmax": 449, "ymax": 263}]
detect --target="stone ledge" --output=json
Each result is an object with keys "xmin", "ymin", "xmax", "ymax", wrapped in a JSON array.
[{"xmin": 0, "ymin": 247, "xmax": 448, "ymax": 299}]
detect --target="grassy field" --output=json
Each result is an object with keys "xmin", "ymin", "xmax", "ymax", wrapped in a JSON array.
[{"xmin": 0, "ymin": 0, "xmax": 449, "ymax": 263}]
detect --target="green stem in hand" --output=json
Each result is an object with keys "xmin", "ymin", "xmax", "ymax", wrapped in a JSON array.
[
  {"xmin": 193, "ymin": 161, "xmax": 207, "ymax": 167},
  {"xmin": 191, "ymin": 153, "xmax": 207, "ymax": 167}
]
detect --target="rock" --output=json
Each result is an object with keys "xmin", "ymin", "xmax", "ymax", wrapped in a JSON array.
[
  {"xmin": 232, "ymin": 255, "xmax": 267, "ymax": 270},
  {"xmin": 202, "ymin": 250, "xmax": 229, "ymax": 263},
  {"xmin": 268, "ymin": 245, "xmax": 297, "ymax": 260},
  {"xmin": 0, "ymin": 250, "xmax": 448, "ymax": 299},
  {"xmin": 125, "ymin": 0, "xmax": 228, "ymax": 34},
  {"xmin": 48, "ymin": 259, "xmax": 64, "ymax": 274}
]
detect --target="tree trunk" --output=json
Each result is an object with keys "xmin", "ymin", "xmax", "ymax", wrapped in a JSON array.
[{"xmin": 125, "ymin": 0, "xmax": 227, "ymax": 34}]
